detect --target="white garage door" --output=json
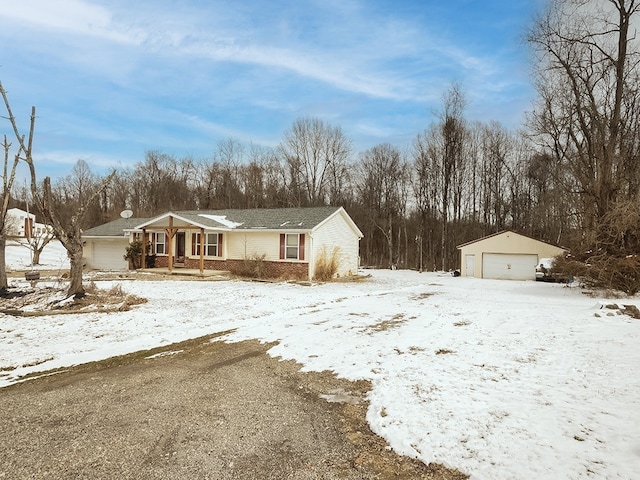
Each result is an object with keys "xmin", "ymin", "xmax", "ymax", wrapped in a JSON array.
[
  {"xmin": 88, "ymin": 240, "xmax": 129, "ymax": 271},
  {"xmin": 482, "ymin": 253, "xmax": 538, "ymax": 280}
]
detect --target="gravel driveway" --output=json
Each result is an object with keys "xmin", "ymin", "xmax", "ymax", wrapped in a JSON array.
[{"xmin": 0, "ymin": 335, "xmax": 466, "ymax": 479}]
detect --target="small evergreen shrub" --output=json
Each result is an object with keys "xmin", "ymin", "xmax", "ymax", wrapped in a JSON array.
[{"xmin": 124, "ymin": 240, "xmax": 144, "ymax": 269}]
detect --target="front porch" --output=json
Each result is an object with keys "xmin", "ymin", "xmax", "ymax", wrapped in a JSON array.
[
  {"xmin": 137, "ymin": 213, "xmax": 219, "ymax": 275},
  {"xmin": 138, "ymin": 267, "xmax": 231, "ymax": 279}
]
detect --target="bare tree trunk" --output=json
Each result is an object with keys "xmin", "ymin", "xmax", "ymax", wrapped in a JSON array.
[
  {"xmin": 67, "ymin": 244, "xmax": 84, "ymax": 295},
  {"xmin": 387, "ymin": 213, "xmax": 394, "ymax": 268},
  {"xmin": 0, "ymin": 133, "xmax": 20, "ymax": 289},
  {"xmin": 32, "ymin": 248, "xmax": 41, "ymax": 266},
  {"xmin": 0, "ymin": 235, "xmax": 7, "ymax": 290}
]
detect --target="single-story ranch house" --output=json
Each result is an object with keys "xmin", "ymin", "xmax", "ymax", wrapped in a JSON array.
[
  {"xmin": 82, "ymin": 206, "xmax": 363, "ymax": 280},
  {"xmin": 457, "ymin": 230, "xmax": 566, "ymax": 280}
]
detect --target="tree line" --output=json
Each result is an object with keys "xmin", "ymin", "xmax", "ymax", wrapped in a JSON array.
[
  {"xmin": 3, "ymin": 0, "xmax": 640, "ymax": 294},
  {"xmin": 7, "ymin": 107, "xmax": 578, "ymax": 272}
]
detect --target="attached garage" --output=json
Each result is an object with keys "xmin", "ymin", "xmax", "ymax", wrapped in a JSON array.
[
  {"xmin": 83, "ymin": 238, "xmax": 130, "ymax": 270},
  {"xmin": 457, "ymin": 231, "xmax": 566, "ymax": 280},
  {"xmin": 82, "ymin": 217, "xmax": 150, "ymax": 271}
]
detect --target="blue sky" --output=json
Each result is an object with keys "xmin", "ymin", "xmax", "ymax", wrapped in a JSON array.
[{"xmin": 0, "ymin": 0, "xmax": 544, "ymax": 180}]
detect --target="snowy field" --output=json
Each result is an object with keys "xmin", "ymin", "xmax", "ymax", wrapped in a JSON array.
[
  {"xmin": 1, "ymin": 241, "xmax": 639, "ymax": 479},
  {"xmin": 4, "ymin": 238, "xmax": 70, "ymax": 272}
]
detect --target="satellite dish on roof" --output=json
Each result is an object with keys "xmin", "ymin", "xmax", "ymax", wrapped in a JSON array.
[{"xmin": 120, "ymin": 209, "xmax": 133, "ymax": 219}]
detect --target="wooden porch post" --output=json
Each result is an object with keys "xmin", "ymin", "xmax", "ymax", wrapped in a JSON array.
[
  {"xmin": 167, "ymin": 216, "xmax": 174, "ymax": 273},
  {"xmin": 199, "ymin": 227, "xmax": 205, "ymax": 274},
  {"xmin": 141, "ymin": 229, "xmax": 147, "ymax": 269}
]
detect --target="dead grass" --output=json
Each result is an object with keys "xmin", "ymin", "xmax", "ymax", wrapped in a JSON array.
[
  {"xmin": 0, "ymin": 282, "xmax": 147, "ymax": 316},
  {"xmin": 453, "ymin": 321, "xmax": 471, "ymax": 327},
  {"xmin": 435, "ymin": 349, "xmax": 455, "ymax": 355},
  {"xmin": 238, "ymin": 253, "xmax": 267, "ymax": 279},
  {"xmin": 314, "ymin": 246, "xmax": 341, "ymax": 281},
  {"xmin": 410, "ymin": 292, "xmax": 436, "ymax": 300},
  {"xmin": 368, "ymin": 314, "xmax": 407, "ymax": 332}
]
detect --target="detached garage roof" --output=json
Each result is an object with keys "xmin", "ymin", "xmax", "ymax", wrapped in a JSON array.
[{"xmin": 456, "ymin": 230, "xmax": 564, "ymax": 251}]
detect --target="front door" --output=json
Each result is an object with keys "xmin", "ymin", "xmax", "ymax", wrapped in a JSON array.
[{"xmin": 175, "ymin": 232, "xmax": 186, "ymax": 263}]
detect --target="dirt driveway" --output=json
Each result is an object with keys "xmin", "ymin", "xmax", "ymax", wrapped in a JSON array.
[{"xmin": 0, "ymin": 334, "xmax": 466, "ymax": 479}]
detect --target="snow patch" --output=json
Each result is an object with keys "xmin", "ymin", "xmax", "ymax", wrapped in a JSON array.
[{"xmin": 197, "ymin": 214, "xmax": 242, "ymax": 228}]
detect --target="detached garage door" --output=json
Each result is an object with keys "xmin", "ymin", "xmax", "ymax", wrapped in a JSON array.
[{"xmin": 482, "ymin": 253, "xmax": 538, "ymax": 280}]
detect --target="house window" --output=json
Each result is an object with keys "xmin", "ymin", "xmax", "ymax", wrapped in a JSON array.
[
  {"xmin": 286, "ymin": 234, "xmax": 299, "ymax": 259},
  {"xmin": 154, "ymin": 232, "xmax": 166, "ymax": 254},
  {"xmin": 192, "ymin": 233, "xmax": 221, "ymax": 257},
  {"xmin": 280, "ymin": 233, "xmax": 305, "ymax": 260},
  {"xmin": 205, "ymin": 233, "xmax": 218, "ymax": 256}
]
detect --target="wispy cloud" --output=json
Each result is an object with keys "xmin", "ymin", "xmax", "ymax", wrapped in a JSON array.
[
  {"xmin": 4, "ymin": 0, "xmax": 498, "ymax": 102},
  {"xmin": 0, "ymin": 0, "xmax": 539, "ymax": 178},
  {"xmin": 2, "ymin": 0, "xmax": 142, "ymax": 44}
]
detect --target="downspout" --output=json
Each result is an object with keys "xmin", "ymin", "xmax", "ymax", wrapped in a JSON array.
[{"xmin": 308, "ymin": 231, "xmax": 314, "ymax": 281}]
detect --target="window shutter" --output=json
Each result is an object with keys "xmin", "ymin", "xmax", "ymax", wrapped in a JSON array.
[
  {"xmin": 280, "ymin": 234, "xmax": 285, "ymax": 259},
  {"xmin": 299, "ymin": 234, "xmax": 305, "ymax": 260},
  {"xmin": 191, "ymin": 233, "xmax": 197, "ymax": 256},
  {"xmin": 218, "ymin": 233, "xmax": 223, "ymax": 257}
]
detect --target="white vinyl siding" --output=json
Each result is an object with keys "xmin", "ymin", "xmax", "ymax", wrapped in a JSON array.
[
  {"xmin": 310, "ymin": 210, "xmax": 361, "ymax": 278},
  {"xmin": 226, "ymin": 232, "xmax": 283, "ymax": 261}
]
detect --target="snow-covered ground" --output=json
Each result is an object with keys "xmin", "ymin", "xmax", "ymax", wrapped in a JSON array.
[
  {"xmin": 4, "ymin": 238, "xmax": 69, "ymax": 271},
  {"xmin": 2, "ymin": 241, "xmax": 639, "ymax": 479}
]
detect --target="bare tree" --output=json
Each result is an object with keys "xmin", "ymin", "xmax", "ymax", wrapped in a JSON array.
[
  {"xmin": 279, "ymin": 117, "xmax": 352, "ymax": 207},
  {"xmin": 212, "ymin": 139, "xmax": 244, "ymax": 209},
  {"xmin": 0, "ymin": 134, "xmax": 20, "ymax": 289},
  {"xmin": 525, "ymin": 0, "xmax": 640, "ymax": 292},
  {"xmin": 25, "ymin": 226, "xmax": 55, "ymax": 266},
  {"xmin": 412, "ymin": 84, "xmax": 468, "ymax": 271},
  {"xmin": 527, "ymin": 0, "xmax": 640, "ymax": 236},
  {"xmin": 413, "ymin": 126, "xmax": 442, "ymax": 270},
  {"xmin": 357, "ymin": 143, "xmax": 409, "ymax": 268},
  {"xmin": 0, "ymin": 81, "xmax": 115, "ymax": 297}
]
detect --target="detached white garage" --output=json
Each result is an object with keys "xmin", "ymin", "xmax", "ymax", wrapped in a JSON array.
[{"xmin": 457, "ymin": 231, "xmax": 566, "ymax": 280}]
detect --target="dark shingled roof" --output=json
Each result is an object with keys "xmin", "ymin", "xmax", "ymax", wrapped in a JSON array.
[
  {"xmin": 164, "ymin": 206, "xmax": 342, "ymax": 230},
  {"xmin": 83, "ymin": 207, "xmax": 350, "ymax": 237},
  {"xmin": 82, "ymin": 217, "xmax": 152, "ymax": 237}
]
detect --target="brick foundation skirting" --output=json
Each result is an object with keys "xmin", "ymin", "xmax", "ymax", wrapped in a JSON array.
[{"xmin": 144, "ymin": 256, "xmax": 309, "ymax": 280}]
